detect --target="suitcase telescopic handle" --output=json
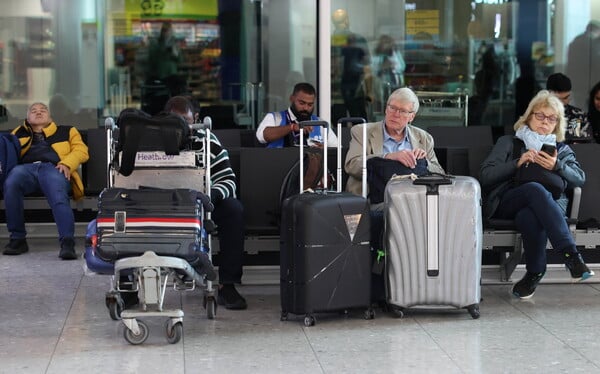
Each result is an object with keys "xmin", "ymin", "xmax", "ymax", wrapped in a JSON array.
[
  {"xmin": 298, "ymin": 120, "xmax": 329, "ymax": 129},
  {"xmin": 337, "ymin": 117, "xmax": 367, "ymax": 197},
  {"xmin": 413, "ymin": 174, "xmax": 453, "ymax": 194},
  {"xmin": 298, "ymin": 120, "xmax": 330, "ymax": 192}
]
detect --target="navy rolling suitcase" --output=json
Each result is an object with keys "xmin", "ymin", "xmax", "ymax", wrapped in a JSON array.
[
  {"xmin": 95, "ymin": 187, "xmax": 204, "ymax": 265},
  {"xmin": 280, "ymin": 118, "xmax": 373, "ymax": 326}
]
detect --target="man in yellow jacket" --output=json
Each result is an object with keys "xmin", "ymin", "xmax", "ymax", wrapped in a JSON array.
[{"xmin": 3, "ymin": 102, "xmax": 89, "ymax": 259}]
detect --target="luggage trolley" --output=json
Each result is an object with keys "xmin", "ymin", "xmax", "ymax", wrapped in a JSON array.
[{"xmin": 95, "ymin": 113, "xmax": 217, "ymax": 345}]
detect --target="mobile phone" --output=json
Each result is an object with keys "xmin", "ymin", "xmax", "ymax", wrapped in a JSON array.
[{"xmin": 541, "ymin": 144, "xmax": 556, "ymax": 155}]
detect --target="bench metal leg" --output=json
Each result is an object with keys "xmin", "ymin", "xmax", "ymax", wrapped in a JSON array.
[{"xmin": 499, "ymin": 236, "xmax": 523, "ymax": 282}]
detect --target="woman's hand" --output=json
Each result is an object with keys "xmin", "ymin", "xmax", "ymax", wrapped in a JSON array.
[
  {"xmin": 517, "ymin": 149, "xmax": 537, "ymax": 167},
  {"xmin": 535, "ymin": 149, "xmax": 557, "ymax": 170}
]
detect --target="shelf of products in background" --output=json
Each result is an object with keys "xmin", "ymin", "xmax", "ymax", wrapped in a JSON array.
[{"xmin": 113, "ymin": 20, "xmax": 221, "ymax": 103}]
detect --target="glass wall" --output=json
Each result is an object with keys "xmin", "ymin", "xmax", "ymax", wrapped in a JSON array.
[
  {"xmin": 328, "ymin": 0, "xmax": 600, "ymax": 131},
  {"xmin": 554, "ymin": 0, "xmax": 600, "ymax": 110},
  {"xmin": 0, "ymin": 0, "xmax": 102, "ymax": 130},
  {"xmin": 0, "ymin": 0, "xmax": 318, "ymax": 132},
  {"xmin": 329, "ymin": 0, "xmax": 516, "ymax": 128},
  {"xmin": 0, "ymin": 0, "xmax": 597, "ymax": 134},
  {"xmin": 103, "ymin": 0, "xmax": 317, "ymax": 129},
  {"xmin": 105, "ymin": 0, "xmax": 222, "ymax": 116}
]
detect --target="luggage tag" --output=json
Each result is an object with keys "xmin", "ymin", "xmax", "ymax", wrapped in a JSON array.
[
  {"xmin": 114, "ymin": 211, "xmax": 126, "ymax": 233},
  {"xmin": 372, "ymin": 249, "xmax": 385, "ymax": 275},
  {"xmin": 389, "ymin": 173, "xmax": 418, "ymax": 182}
]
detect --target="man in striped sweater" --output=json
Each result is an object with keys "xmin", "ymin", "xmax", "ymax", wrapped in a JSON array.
[{"xmin": 165, "ymin": 96, "xmax": 247, "ymax": 310}]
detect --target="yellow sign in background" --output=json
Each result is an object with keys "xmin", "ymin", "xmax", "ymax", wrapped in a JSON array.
[{"xmin": 406, "ymin": 10, "xmax": 439, "ymax": 37}]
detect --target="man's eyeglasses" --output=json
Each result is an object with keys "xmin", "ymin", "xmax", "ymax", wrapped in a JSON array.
[
  {"xmin": 387, "ymin": 105, "xmax": 415, "ymax": 117},
  {"xmin": 532, "ymin": 112, "xmax": 559, "ymax": 124}
]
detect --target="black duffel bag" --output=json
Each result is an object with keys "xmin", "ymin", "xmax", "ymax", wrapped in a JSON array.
[
  {"xmin": 366, "ymin": 157, "xmax": 428, "ymax": 204},
  {"xmin": 514, "ymin": 162, "xmax": 566, "ymax": 200},
  {"xmin": 116, "ymin": 108, "xmax": 191, "ymax": 176}
]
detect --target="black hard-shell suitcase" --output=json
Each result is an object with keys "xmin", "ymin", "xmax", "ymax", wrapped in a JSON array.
[
  {"xmin": 96, "ymin": 188, "xmax": 204, "ymax": 265},
  {"xmin": 280, "ymin": 118, "xmax": 373, "ymax": 326}
]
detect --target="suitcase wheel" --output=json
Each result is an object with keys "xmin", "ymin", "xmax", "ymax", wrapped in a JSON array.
[
  {"xmin": 363, "ymin": 307, "xmax": 375, "ymax": 320},
  {"xmin": 204, "ymin": 295, "xmax": 217, "ymax": 320},
  {"xmin": 165, "ymin": 320, "xmax": 183, "ymax": 344},
  {"xmin": 105, "ymin": 292, "xmax": 123, "ymax": 321},
  {"xmin": 303, "ymin": 314, "xmax": 316, "ymax": 327},
  {"xmin": 123, "ymin": 319, "xmax": 149, "ymax": 345},
  {"xmin": 280, "ymin": 311, "xmax": 288, "ymax": 321},
  {"xmin": 390, "ymin": 306, "xmax": 404, "ymax": 319},
  {"xmin": 107, "ymin": 299, "xmax": 123, "ymax": 321},
  {"xmin": 467, "ymin": 304, "xmax": 480, "ymax": 319}
]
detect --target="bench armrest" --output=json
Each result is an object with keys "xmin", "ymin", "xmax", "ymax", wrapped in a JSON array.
[{"xmin": 568, "ymin": 187, "xmax": 581, "ymax": 221}]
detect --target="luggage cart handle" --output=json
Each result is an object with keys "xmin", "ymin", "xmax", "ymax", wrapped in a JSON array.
[
  {"xmin": 192, "ymin": 116, "xmax": 213, "ymax": 199},
  {"xmin": 188, "ymin": 116, "xmax": 212, "ymax": 195},
  {"xmin": 105, "ymin": 117, "xmax": 116, "ymax": 130},
  {"xmin": 105, "ymin": 117, "xmax": 117, "ymax": 188},
  {"xmin": 190, "ymin": 116, "xmax": 212, "ymax": 131}
]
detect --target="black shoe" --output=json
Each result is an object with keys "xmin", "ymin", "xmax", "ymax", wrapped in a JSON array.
[
  {"xmin": 564, "ymin": 252, "xmax": 594, "ymax": 281},
  {"xmin": 217, "ymin": 284, "xmax": 247, "ymax": 310},
  {"xmin": 59, "ymin": 237, "xmax": 77, "ymax": 260},
  {"xmin": 512, "ymin": 271, "xmax": 545, "ymax": 299},
  {"xmin": 3, "ymin": 238, "xmax": 29, "ymax": 255}
]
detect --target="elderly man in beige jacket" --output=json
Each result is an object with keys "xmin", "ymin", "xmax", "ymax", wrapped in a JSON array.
[{"xmin": 344, "ymin": 87, "xmax": 444, "ymax": 197}]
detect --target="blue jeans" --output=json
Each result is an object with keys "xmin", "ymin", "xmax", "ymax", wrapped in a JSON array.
[
  {"xmin": 4, "ymin": 162, "xmax": 73, "ymax": 241},
  {"xmin": 495, "ymin": 182, "xmax": 575, "ymax": 273}
]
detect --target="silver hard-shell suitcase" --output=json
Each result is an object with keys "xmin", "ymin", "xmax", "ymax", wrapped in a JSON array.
[{"xmin": 384, "ymin": 175, "xmax": 482, "ymax": 319}]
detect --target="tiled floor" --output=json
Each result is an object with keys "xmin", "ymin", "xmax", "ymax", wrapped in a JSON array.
[{"xmin": 2, "ymin": 238, "xmax": 600, "ymax": 374}]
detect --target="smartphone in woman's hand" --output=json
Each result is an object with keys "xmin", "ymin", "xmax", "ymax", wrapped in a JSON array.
[{"xmin": 541, "ymin": 144, "xmax": 556, "ymax": 155}]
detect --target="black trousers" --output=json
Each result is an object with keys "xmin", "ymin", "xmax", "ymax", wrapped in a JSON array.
[
  {"xmin": 370, "ymin": 209, "xmax": 386, "ymax": 303},
  {"xmin": 211, "ymin": 197, "xmax": 245, "ymax": 284}
]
